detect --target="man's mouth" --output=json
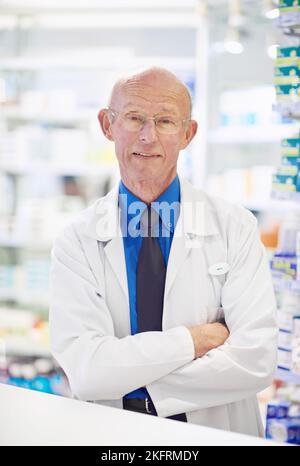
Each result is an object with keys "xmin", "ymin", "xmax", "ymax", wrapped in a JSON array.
[{"xmin": 132, "ymin": 152, "xmax": 161, "ymax": 158}]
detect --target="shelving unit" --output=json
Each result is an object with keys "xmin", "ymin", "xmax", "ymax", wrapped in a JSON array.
[
  {"xmin": 208, "ymin": 124, "xmax": 300, "ymax": 144},
  {"xmin": 0, "ymin": 1, "xmax": 209, "ymax": 382},
  {"xmin": 269, "ymin": 4, "xmax": 300, "ymax": 392}
]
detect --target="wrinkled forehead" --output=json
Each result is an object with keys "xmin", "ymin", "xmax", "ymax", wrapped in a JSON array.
[{"xmin": 110, "ymin": 75, "xmax": 191, "ymax": 116}]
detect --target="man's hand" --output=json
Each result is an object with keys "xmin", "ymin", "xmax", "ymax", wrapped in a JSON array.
[{"xmin": 188, "ymin": 322, "xmax": 229, "ymax": 359}]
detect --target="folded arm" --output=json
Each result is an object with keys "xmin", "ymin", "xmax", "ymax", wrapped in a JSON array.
[
  {"xmin": 49, "ymin": 225, "xmax": 196, "ymax": 401},
  {"xmin": 147, "ymin": 211, "xmax": 278, "ymax": 417}
]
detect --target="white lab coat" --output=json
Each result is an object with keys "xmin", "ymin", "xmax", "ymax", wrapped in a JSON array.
[{"xmin": 49, "ymin": 177, "xmax": 278, "ymax": 437}]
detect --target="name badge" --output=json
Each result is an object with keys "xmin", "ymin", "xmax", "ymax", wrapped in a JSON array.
[{"xmin": 208, "ymin": 262, "xmax": 230, "ymax": 276}]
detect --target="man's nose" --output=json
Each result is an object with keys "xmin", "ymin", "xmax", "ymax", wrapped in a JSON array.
[{"xmin": 138, "ymin": 119, "xmax": 159, "ymax": 143}]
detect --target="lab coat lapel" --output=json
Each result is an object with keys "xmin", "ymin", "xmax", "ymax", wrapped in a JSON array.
[
  {"xmin": 164, "ymin": 177, "xmax": 219, "ymax": 299},
  {"xmin": 164, "ymin": 231, "xmax": 191, "ymax": 299},
  {"xmin": 84, "ymin": 184, "xmax": 129, "ymax": 301},
  {"xmin": 104, "ymin": 235, "xmax": 129, "ymax": 300}
]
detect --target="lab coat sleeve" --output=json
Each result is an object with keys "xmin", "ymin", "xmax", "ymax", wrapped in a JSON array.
[
  {"xmin": 49, "ymin": 224, "xmax": 195, "ymax": 402},
  {"xmin": 146, "ymin": 210, "xmax": 278, "ymax": 418}
]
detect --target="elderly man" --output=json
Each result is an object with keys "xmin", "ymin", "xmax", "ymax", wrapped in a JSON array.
[{"xmin": 49, "ymin": 67, "xmax": 277, "ymax": 437}]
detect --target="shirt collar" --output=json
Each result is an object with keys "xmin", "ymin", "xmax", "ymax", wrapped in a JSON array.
[{"xmin": 118, "ymin": 175, "xmax": 180, "ymax": 233}]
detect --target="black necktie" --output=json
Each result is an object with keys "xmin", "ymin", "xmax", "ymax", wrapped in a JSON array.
[
  {"xmin": 136, "ymin": 205, "xmax": 166, "ymax": 333},
  {"xmin": 135, "ymin": 204, "xmax": 187, "ymax": 423}
]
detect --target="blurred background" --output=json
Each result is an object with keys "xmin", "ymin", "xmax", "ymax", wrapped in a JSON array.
[{"xmin": 1, "ymin": 0, "xmax": 300, "ymax": 444}]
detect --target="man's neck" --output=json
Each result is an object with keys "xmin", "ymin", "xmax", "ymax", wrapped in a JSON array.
[{"xmin": 121, "ymin": 173, "xmax": 177, "ymax": 204}]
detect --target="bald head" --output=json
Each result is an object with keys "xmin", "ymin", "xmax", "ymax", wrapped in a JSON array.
[{"xmin": 109, "ymin": 67, "xmax": 192, "ymax": 119}]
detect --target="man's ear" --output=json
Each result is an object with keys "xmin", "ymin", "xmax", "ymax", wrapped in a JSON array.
[
  {"xmin": 180, "ymin": 120, "xmax": 198, "ymax": 150},
  {"xmin": 98, "ymin": 109, "xmax": 114, "ymax": 141}
]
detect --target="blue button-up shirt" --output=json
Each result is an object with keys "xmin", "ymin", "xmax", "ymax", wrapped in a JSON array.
[{"xmin": 119, "ymin": 175, "xmax": 180, "ymax": 399}]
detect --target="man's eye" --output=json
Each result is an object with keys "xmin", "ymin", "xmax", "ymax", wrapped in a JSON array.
[
  {"xmin": 126, "ymin": 114, "xmax": 143, "ymax": 122},
  {"xmin": 159, "ymin": 118, "xmax": 176, "ymax": 125}
]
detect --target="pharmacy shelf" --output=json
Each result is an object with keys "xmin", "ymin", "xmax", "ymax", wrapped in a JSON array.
[
  {"xmin": 1, "ymin": 108, "xmax": 95, "ymax": 125},
  {"xmin": 272, "ymin": 277, "xmax": 300, "ymax": 295},
  {"xmin": 275, "ymin": 368, "xmax": 300, "ymax": 385},
  {"xmin": 0, "ymin": 291, "xmax": 50, "ymax": 308},
  {"xmin": 0, "ymin": 241, "xmax": 52, "ymax": 249},
  {"xmin": 271, "ymin": 190, "xmax": 300, "ymax": 202},
  {"xmin": 0, "ymin": 0, "xmax": 197, "ymax": 13},
  {"xmin": 276, "ymin": 10, "xmax": 300, "ymax": 36},
  {"xmin": 3, "ymin": 337, "xmax": 51, "ymax": 358},
  {"xmin": 243, "ymin": 199, "xmax": 300, "ymax": 212},
  {"xmin": 208, "ymin": 125, "xmax": 299, "ymax": 144},
  {"xmin": 0, "ymin": 11, "xmax": 198, "ymax": 30},
  {"xmin": 0, "ymin": 56, "xmax": 194, "ymax": 72},
  {"xmin": 273, "ymin": 102, "xmax": 300, "ymax": 120},
  {"xmin": 0, "ymin": 239, "xmax": 25, "ymax": 248},
  {"xmin": 0, "ymin": 291, "xmax": 19, "ymax": 302},
  {"xmin": 0, "ymin": 162, "xmax": 117, "ymax": 177}
]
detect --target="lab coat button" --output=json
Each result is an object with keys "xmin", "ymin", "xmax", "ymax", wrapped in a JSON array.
[{"xmin": 208, "ymin": 262, "xmax": 230, "ymax": 276}]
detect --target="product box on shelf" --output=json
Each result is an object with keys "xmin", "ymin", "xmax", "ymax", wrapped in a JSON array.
[
  {"xmin": 296, "ymin": 231, "xmax": 300, "ymax": 256},
  {"xmin": 276, "ymin": 46, "xmax": 300, "ymax": 66},
  {"xmin": 276, "ymin": 84, "xmax": 300, "ymax": 102},
  {"xmin": 275, "ymin": 66, "xmax": 300, "ymax": 86},
  {"xmin": 280, "ymin": 0, "xmax": 300, "ymax": 6},
  {"xmin": 277, "ymin": 165, "xmax": 298, "ymax": 176},
  {"xmin": 266, "ymin": 397, "xmax": 300, "ymax": 445},
  {"xmin": 278, "ymin": 348, "xmax": 293, "ymax": 371},
  {"xmin": 281, "ymin": 138, "xmax": 300, "ymax": 171},
  {"xmin": 278, "ymin": 309, "xmax": 295, "ymax": 332},
  {"xmin": 292, "ymin": 317, "xmax": 300, "ymax": 374},
  {"xmin": 270, "ymin": 255, "xmax": 298, "ymax": 278},
  {"xmin": 281, "ymin": 138, "xmax": 300, "ymax": 157},
  {"xmin": 281, "ymin": 156, "xmax": 300, "ymax": 168},
  {"xmin": 279, "ymin": 329, "xmax": 293, "ymax": 351},
  {"xmin": 272, "ymin": 173, "xmax": 297, "ymax": 192},
  {"xmin": 4, "ymin": 356, "xmax": 71, "ymax": 397},
  {"xmin": 277, "ymin": 11, "xmax": 300, "ymax": 32}
]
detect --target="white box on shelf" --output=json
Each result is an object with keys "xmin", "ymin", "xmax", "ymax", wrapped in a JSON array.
[
  {"xmin": 278, "ymin": 348, "xmax": 292, "ymax": 371},
  {"xmin": 292, "ymin": 345, "xmax": 300, "ymax": 375},
  {"xmin": 293, "ymin": 316, "xmax": 300, "ymax": 339},
  {"xmin": 277, "ymin": 309, "xmax": 295, "ymax": 332},
  {"xmin": 297, "ymin": 231, "xmax": 300, "ymax": 257},
  {"xmin": 278, "ymin": 330, "xmax": 293, "ymax": 351}
]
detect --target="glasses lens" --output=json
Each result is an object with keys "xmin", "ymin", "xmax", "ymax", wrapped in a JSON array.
[
  {"xmin": 123, "ymin": 112, "xmax": 145, "ymax": 131},
  {"xmin": 156, "ymin": 116, "xmax": 179, "ymax": 134},
  {"xmin": 120, "ymin": 111, "xmax": 184, "ymax": 134}
]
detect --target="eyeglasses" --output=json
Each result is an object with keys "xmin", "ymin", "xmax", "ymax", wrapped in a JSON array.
[{"xmin": 108, "ymin": 107, "xmax": 190, "ymax": 135}]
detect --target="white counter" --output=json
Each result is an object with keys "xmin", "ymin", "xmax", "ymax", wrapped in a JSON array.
[{"xmin": 0, "ymin": 383, "xmax": 283, "ymax": 446}]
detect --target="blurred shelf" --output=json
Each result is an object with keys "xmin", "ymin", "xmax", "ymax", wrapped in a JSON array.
[
  {"xmin": 272, "ymin": 274, "xmax": 300, "ymax": 294},
  {"xmin": 208, "ymin": 125, "xmax": 299, "ymax": 144},
  {"xmin": 3, "ymin": 336, "xmax": 51, "ymax": 358},
  {"xmin": 271, "ymin": 190, "xmax": 300, "ymax": 202},
  {"xmin": 1, "ymin": 107, "xmax": 95, "ymax": 125},
  {"xmin": 0, "ymin": 291, "xmax": 50, "ymax": 308},
  {"xmin": 0, "ymin": 291, "xmax": 18, "ymax": 301},
  {"xmin": 0, "ymin": 56, "xmax": 195, "ymax": 71},
  {"xmin": 273, "ymin": 102, "xmax": 300, "ymax": 120},
  {"xmin": 0, "ymin": 0, "xmax": 197, "ymax": 14},
  {"xmin": 0, "ymin": 9, "xmax": 198, "ymax": 30},
  {"xmin": 0, "ymin": 240, "xmax": 52, "ymax": 249},
  {"xmin": 275, "ymin": 368, "xmax": 300, "ymax": 385},
  {"xmin": 0, "ymin": 239, "xmax": 25, "ymax": 248},
  {"xmin": 243, "ymin": 199, "xmax": 300, "ymax": 212},
  {"xmin": 0, "ymin": 162, "xmax": 117, "ymax": 177},
  {"xmin": 276, "ymin": 11, "xmax": 300, "ymax": 36}
]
